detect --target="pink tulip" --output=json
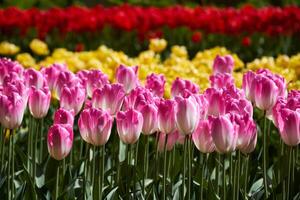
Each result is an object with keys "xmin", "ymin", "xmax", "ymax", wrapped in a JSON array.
[
  {"xmin": 76, "ymin": 70, "xmax": 89, "ymax": 87},
  {"xmin": 157, "ymin": 99, "xmax": 177, "ymax": 134},
  {"xmin": 116, "ymin": 108, "xmax": 143, "ymax": 144},
  {"xmin": 92, "ymin": 83, "xmax": 126, "ymax": 116},
  {"xmin": 194, "ymin": 94, "xmax": 209, "ymax": 120},
  {"xmin": 54, "ymin": 71, "xmax": 81, "ymax": 98},
  {"xmin": 209, "ymin": 73, "xmax": 234, "ymax": 89},
  {"xmin": 226, "ymin": 98, "xmax": 253, "ymax": 118},
  {"xmin": 24, "ymin": 68, "xmax": 45, "ymax": 89},
  {"xmin": 115, "ymin": 64, "xmax": 139, "ymax": 93},
  {"xmin": 41, "ymin": 63, "xmax": 66, "ymax": 91},
  {"xmin": 175, "ymin": 95, "xmax": 199, "ymax": 135},
  {"xmin": 157, "ymin": 131, "xmax": 180, "ymax": 152},
  {"xmin": 54, "ymin": 108, "xmax": 74, "ymax": 125},
  {"xmin": 145, "ymin": 73, "xmax": 166, "ymax": 97},
  {"xmin": 192, "ymin": 120, "xmax": 215, "ymax": 153},
  {"xmin": 242, "ymin": 70, "xmax": 286, "ymax": 111},
  {"xmin": 60, "ymin": 85, "xmax": 86, "ymax": 115},
  {"xmin": 0, "ymin": 91, "xmax": 28, "ymax": 129},
  {"xmin": 123, "ymin": 87, "xmax": 154, "ymax": 111},
  {"xmin": 78, "ymin": 108, "xmax": 113, "ymax": 146},
  {"xmin": 28, "ymin": 86, "xmax": 51, "ymax": 118},
  {"xmin": 234, "ymin": 115, "xmax": 257, "ymax": 154},
  {"xmin": 212, "ymin": 55, "xmax": 234, "ymax": 75},
  {"xmin": 272, "ymin": 98, "xmax": 300, "ymax": 146},
  {"xmin": 171, "ymin": 78, "xmax": 199, "ymax": 98},
  {"xmin": 0, "ymin": 58, "xmax": 23, "ymax": 84},
  {"xmin": 140, "ymin": 104, "xmax": 158, "ymax": 135},
  {"xmin": 47, "ymin": 124, "xmax": 73, "ymax": 160},
  {"xmin": 204, "ymin": 88, "xmax": 226, "ymax": 116},
  {"xmin": 210, "ymin": 114, "xmax": 238, "ymax": 153},
  {"xmin": 85, "ymin": 70, "xmax": 109, "ymax": 98}
]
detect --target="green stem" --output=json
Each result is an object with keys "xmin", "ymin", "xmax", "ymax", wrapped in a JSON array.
[
  {"xmin": 216, "ymin": 154, "xmax": 220, "ymax": 196},
  {"xmin": 233, "ymin": 153, "xmax": 236, "ymax": 200},
  {"xmin": 39, "ymin": 118, "xmax": 44, "ymax": 163},
  {"xmin": 99, "ymin": 145, "xmax": 104, "ymax": 200},
  {"xmin": 1, "ymin": 129, "xmax": 5, "ymax": 168},
  {"xmin": 236, "ymin": 151, "xmax": 241, "ymax": 199},
  {"xmin": 263, "ymin": 114, "xmax": 269, "ymax": 198},
  {"xmin": 187, "ymin": 137, "xmax": 192, "ymax": 200},
  {"xmin": 155, "ymin": 132, "xmax": 160, "ymax": 193},
  {"xmin": 0, "ymin": 126, "xmax": 2, "ymax": 166},
  {"xmin": 143, "ymin": 136, "xmax": 149, "ymax": 197},
  {"xmin": 8, "ymin": 130, "xmax": 12, "ymax": 200},
  {"xmin": 55, "ymin": 164, "xmax": 60, "ymax": 200},
  {"xmin": 244, "ymin": 155, "xmax": 249, "ymax": 198},
  {"xmin": 287, "ymin": 146, "xmax": 293, "ymax": 200},
  {"xmin": 223, "ymin": 154, "xmax": 226, "ymax": 200},
  {"xmin": 33, "ymin": 119, "xmax": 39, "ymax": 186},
  {"xmin": 91, "ymin": 146, "xmax": 96, "ymax": 193},
  {"xmin": 182, "ymin": 136, "xmax": 187, "ymax": 199},
  {"xmin": 200, "ymin": 153, "xmax": 204, "ymax": 200},
  {"xmin": 27, "ymin": 116, "xmax": 32, "ymax": 171},
  {"xmin": 126, "ymin": 144, "xmax": 130, "ymax": 199},
  {"xmin": 134, "ymin": 140, "xmax": 139, "ymax": 199},
  {"xmin": 163, "ymin": 134, "xmax": 168, "ymax": 200}
]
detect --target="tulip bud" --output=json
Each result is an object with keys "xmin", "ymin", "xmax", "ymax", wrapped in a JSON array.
[
  {"xmin": 92, "ymin": 83, "xmax": 126, "ymax": 116},
  {"xmin": 47, "ymin": 124, "xmax": 73, "ymax": 160},
  {"xmin": 157, "ymin": 99, "xmax": 177, "ymax": 134},
  {"xmin": 116, "ymin": 64, "xmax": 139, "ymax": 93},
  {"xmin": 192, "ymin": 120, "xmax": 215, "ymax": 153},
  {"xmin": 145, "ymin": 73, "xmax": 166, "ymax": 97},
  {"xmin": 28, "ymin": 86, "xmax": 51, "ymax": 118},
  {"xmin": 210, "ymin": 114, "xmax": 238, "ymax": 153},
  {"xmin": 116, "ymin": 108, "xmax": 143, "ymax": 144},
  {"xmin": 140, "ymin": 104, "xmax": 158, "ymax": 135},
  {"xmin": 213, "ymin": 55, "xmax": 234, "ymax": 75},
  {"xmin": 86, "ymin": 69, "xmax": 109, "ymax": 98},
  {"xmin": 24, "ymin": 68, "xmax": 45, "ymax": 89},
  {"xmin": 78, "ymin": 108, "xmax": 113, "ymax": 146},
  {"xmin": 60, "ymin": 85, "xmax": 86, "ymax": 115},
  {"xmin": 171, "ymin": 78, "xmax": 199, "ymax": 98},
  {"xmin": 175, "ymin": 95, "xmax": 199, "ymax": 135},
  {"xmin": 54, "ymin": 108, "xmax": 75, "ymax": 125}
]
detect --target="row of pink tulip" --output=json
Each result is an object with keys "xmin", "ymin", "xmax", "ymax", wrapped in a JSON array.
[{"xmin": 0, "ymin": 55, "xmax": 299, "ymax": 199}]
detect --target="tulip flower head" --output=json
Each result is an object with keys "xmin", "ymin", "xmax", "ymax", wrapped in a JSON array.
[
  {"xmin": 47, "ymin": 124, "xmax": 73, "ymax": 160},
  {"xmin": 28, "ymin": 86, "xmax": 51, "ymax": 118},
  {"xmin": 145, "ymin": 73, "xmax": 166, "ymax": 97},
  {"xmin": 212, "ymin": 55, "xmax": 234, "ymax": 75},
  {"xmin": 157, "ymin": 99, "xmax": 177, "ymax": 134},
  {"xmin": 192, "ymin": 120, "xmax": 215, "ymax": 153},
  {"xmin": 116, "ymin": 64, "xmax": 139, "ymax": 93},
  {"xmin": 54, "ymin": 108, "xmax": 75, "ymax": 125},
  {"xmin": 116, "ymin": 108, "xmax": 143, "ymax": 144}
]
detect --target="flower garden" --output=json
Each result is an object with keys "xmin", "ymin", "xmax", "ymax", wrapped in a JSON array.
[{"xmin": 0, "ymin": 1, "xmax": 299, "ymax": 200}]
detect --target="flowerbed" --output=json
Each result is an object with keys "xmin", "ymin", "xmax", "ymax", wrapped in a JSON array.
[{"xmin": 0, "ymin": 53, "xmax": 299, "ymax": 199}]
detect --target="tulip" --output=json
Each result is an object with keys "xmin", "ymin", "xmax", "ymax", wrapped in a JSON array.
[
  {"xmin": 47, "ymin": 124, "xmax": 73, "ymax": 160},
  {"xmin": 92, "ymin": 83, "xmax": 126, "ymax": 116},
  {"xmin": 0, "ymin": 92, "xmax": 28, "ymax": 129},
  {"xmin": 76, "ymin": 69, "xmax": 89, "ymax": 87},
  {"xmin": 86, "ymin": 69, "xmax": 109, "ymax": 98},
  {"xmin": 175, "ymin": 95, "xmax": 199, "ymax": 135},
  {"xmin": 24, "ymin": 68, "xmax": 45, "ymax": 89},
  {"xmin": 242, "ymin": 70, "xmax": 286, "ymax": 111},
  {"xmin": 123, "ymin": 87, "xmax": 154, "ymax": 111},
  {"xmin": 212, "ymin": 55, "xmax": 234, "ymax": 75},
  {"xmin": 145, "ymin": 73, "xmax": 166, "ymax": 97},
  {"xmin": 41, "ymin": 63, "xmax": 66, "ymax": 91},
  {"xmin": 116, "ymin": 108, "xmax": 143, "ymax": 144},
  {"xmin": 192, "ymin": 120, "xmax": 215, "ymax": 153},
  {"xmin": 157, "ymin": 99, "xmax": 177, "ymax": 134},
  {"xmin": 54, "ymin": 71, "xmax": 81, "ymax": 98},
  {"xmin": 275, "ymin": 108, "xmax": 300, "ymax": 146},
  {"xmin": 204, "ymin": 88, "xmax": 225, "ymax": 117},
  {"xmin": 210, "ymin": 114, "xmax": 237, "ymax": 153},
  {"xmin": 0, "ymin": 58, "xmax": 23, "ymax": 84},
  {"xmin": 157, "ymin": 131, "xmax": 180, "ymax": 152},
  {"xmin": 115, "ymin": 64, "xmax": 139, "ymax": 93},
  {"xmin": 226, "ymin": 98, "xmax": 253, "ymax": 118},
  {"xmin": 234, "ymin": 115, "xmax": 257, "ymax": 154},
  {"xmin": 60, "ymin": 85, "xmax": 86, "ymax": 115},
  {"xmin": 171, "ymin": 78, "xmax": 199, "ymax": 98},
  {"xmin": 78, "ymin": 108, "xmax": 113, "ymax": 146},
  {"xmin": 54, "ymin": 108, "xmax": 75, "ymax": 125},
  {"xmin": 140, "ymin": 104, "xmax": 158, "ymax": 135},
  {"xmin": 28, "ymin": 86, "xmax": 51, "ymax": 119},
  {"xmin": 209, "ymin": 73, "xmax": 234, "ymax": 89}
]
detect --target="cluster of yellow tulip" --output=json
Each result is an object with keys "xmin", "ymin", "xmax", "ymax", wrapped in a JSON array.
[{"xmin": 1, "ymin": 39, "xmax": 299, "ymax": 96}]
